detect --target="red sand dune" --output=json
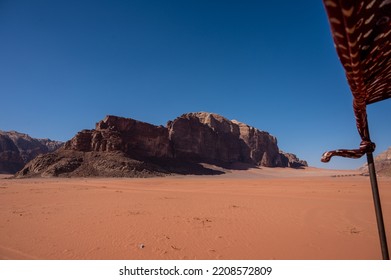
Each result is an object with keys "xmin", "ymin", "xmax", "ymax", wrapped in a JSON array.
[{"xmin": 0, "ymin": 167, "xmax": 390, "ymax": 260}]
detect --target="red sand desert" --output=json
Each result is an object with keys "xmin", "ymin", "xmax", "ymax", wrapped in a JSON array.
[{"xmin": 0, "ymin": 167, "xmax": 390, "ymax": 260}]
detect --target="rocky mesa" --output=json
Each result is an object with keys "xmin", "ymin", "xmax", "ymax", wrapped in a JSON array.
[
  {"xmin": 17, "ymin": 112, "xmax": 307, "ymax": 177},
  {"xmin": 0, "ymin": 130, "xmax": 63, "ymax": 174}
]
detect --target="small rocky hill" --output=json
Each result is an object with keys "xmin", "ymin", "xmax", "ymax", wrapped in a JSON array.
[
  {"xmin": 17, "ymin": 112, "xmax": 307, "ymax": 178},
  {"xmin": 360, "ymin": 147, "xmax": 391, "ymax": 176},
  {"xmin": 0, "ymin": 130, "xmax": 63, "ymax": 174}
]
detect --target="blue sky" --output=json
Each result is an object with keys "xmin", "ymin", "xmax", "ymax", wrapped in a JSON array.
[{"xmin": 0, "ymin": 0, "xmax": 390, "ymax": 169}]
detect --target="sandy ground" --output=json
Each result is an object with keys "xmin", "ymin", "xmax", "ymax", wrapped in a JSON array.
[{"xmin": 0, "ymin": 167, "xmax": 390, "ymax": 260}]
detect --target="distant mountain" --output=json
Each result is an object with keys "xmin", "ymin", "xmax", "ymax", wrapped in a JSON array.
[
  {"xmin": 360, "ymin": 147, "xmax": 391, "ymax": 176},
  {"xmin": 17, "ymin": 112, "xmax": 307, "ymax": 178},
  {"xmin": 0, "ymin": 130, "xmax": 63, "ymax": 174}
]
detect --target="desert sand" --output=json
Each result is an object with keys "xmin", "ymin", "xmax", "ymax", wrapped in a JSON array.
[{"xmin": 0, "ymin": 167, "xmax": 390, "ymax": 260}]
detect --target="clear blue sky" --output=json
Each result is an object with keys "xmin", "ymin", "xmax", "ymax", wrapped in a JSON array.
[{"xmin": 1, "ymin": 0, "xmax": 390, "ymax": 169}]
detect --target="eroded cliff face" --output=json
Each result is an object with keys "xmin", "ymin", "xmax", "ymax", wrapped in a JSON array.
[
  {"xmin": 65, "ymin": 115, "xmax": 172, "ymax": 159},
  {"xmin": 167, "ymin": 113, "xmax": 282, "ymax": 167},
  {"xmin": 167, "ymin": 113, "xmax": 242, "ymax": 164},
  {"xmin": 0, "ymin": 130, "xmax": 63, "ymax": 174},
  {"xmin": 231, "ymin": 119, "xmax": 281, "ymax": 167},
  {"xmin": 17, "ymin": 112, "xmax": 307, "ymax": 177}
]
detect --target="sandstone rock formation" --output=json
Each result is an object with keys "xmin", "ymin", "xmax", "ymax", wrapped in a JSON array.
[
  {"xmin": 279, "ymin": 151, "xmax": 308, "ymax": 168},
  {"xmin": 17, "ymin": 112, "xmax": 307, "ymax": 177},
  {"xmin": 360, "ymin": 147, "xmax": 391, "ymax": 176},
  {"xmin": 0, "ymin": 130, "xmax": 63, "ymax": 173},
  {"xmin": 167, "ymin": 113, "xmax": 283, "ymax": 167},
  {"xmin": 65, "ymin": 115, "xmax": 171, "ymax": 159}
]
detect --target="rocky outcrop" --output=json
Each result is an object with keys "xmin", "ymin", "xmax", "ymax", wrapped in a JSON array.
[
  {"xmin": 360, "ymin": 147, "xmax": 391, "ymax": 176},
  {"xmin": 0, "ymin": 130, "xmax": 63, "ymax": 174},
  {"xmin": 65, "ymin": 115, "xmax": 171, "ymax": 159},
  {"xmin": 17, "ymin": 112, "xmax": 307, "ymax": 177},
  {"xmin": 279, "ymin": 151, "xmax": 308, "ymax": 168},
  {"xmin": 167, "ymin": 113, "xmax": 283, "ymax": 166}
]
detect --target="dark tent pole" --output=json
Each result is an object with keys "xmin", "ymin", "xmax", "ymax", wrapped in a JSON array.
[
  {"xmin": 366, "ymin": 151, "xmax": 389, "ymax": 260},
  {"xmin": 365, "ymin": 119, "xmax": 389, "ymax": 260}
]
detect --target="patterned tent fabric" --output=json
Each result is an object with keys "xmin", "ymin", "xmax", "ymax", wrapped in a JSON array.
[{"xmin": 321, "ymin": 0, "xmax": 391, "ymax": 162}]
